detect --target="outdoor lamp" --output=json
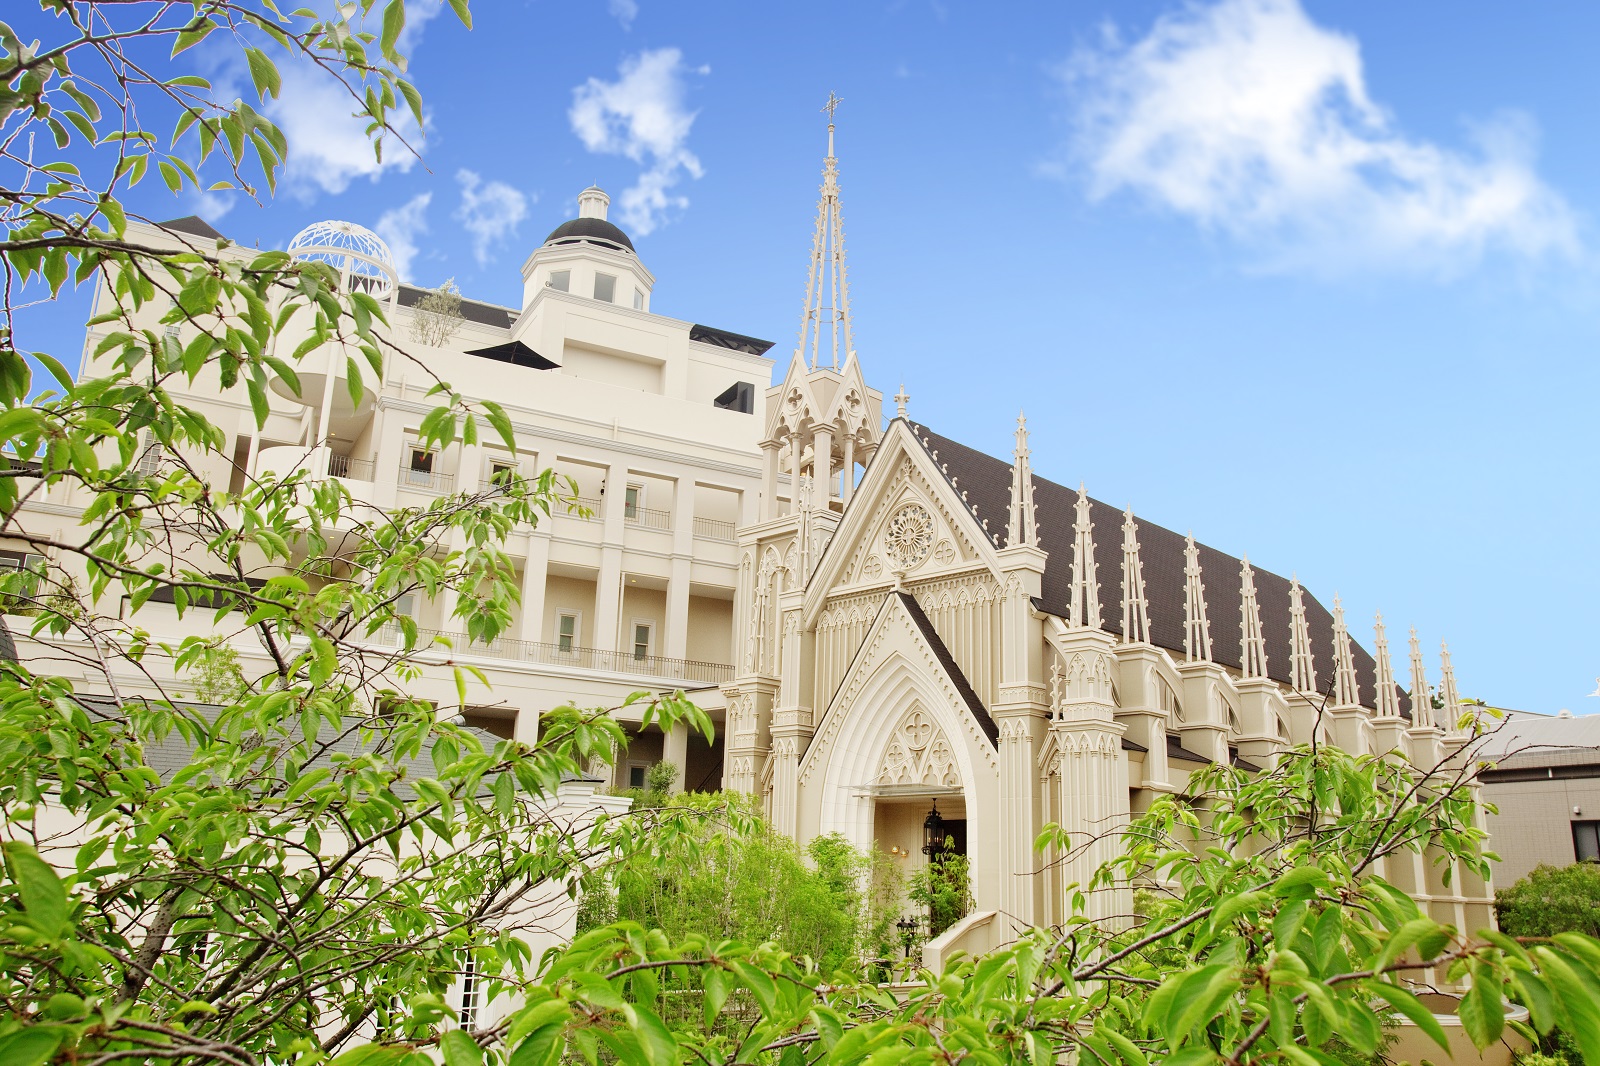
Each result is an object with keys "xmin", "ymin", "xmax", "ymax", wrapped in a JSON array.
[
  {"xmin": 896, "ymin": 915, "xmax": 918, "ymax": 958},
  {"xmin": 922, "ymin": 799, "xmax": 944, "ymax": 858}
]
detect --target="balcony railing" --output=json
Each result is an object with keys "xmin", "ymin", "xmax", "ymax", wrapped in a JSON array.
[
  {"xmin": 563, "ymin": 496, "xmax": 602, "ymax": 520},
  {"xmin": 693, "ymin": 516, "xmax": 736, "ymax": 542},
  {"xmin": 625, "ymin": 504, "xmax": 671, "ymax": 530},
  {"xmin": 328, "ymin": 454, "xmax": 375, "ymax": 481},
  {"xmin": 398, "ymin": 464, "xmax": 455, "ymax": 493},
  {"xmin": 372, "ymin": 625, "xmax": 732, "ymax": 684}
]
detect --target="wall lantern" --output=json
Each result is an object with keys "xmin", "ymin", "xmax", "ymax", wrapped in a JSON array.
[
  {"xmin": 922, "ymin": 799, "xmax": 945, "ymax": 858},
  {"xmin": 896, "ymin": 915, "xmax": 918, "ymax": 958}
]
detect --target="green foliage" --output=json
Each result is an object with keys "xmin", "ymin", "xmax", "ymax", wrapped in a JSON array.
[
  {"xmin": 1498, "ymin": 863, "xmax": 1600, "ymax": 939},
  {"xmin": 907, "ymin": 849, "xmax": 973, "ymax": 937}
]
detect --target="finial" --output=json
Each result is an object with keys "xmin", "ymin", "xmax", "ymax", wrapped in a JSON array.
[
  {"xmin": 1407, "ymin": 628, "xmax": 1433, "ymax": 730},
  {"xmin": 1288, "ymin": 576, "xmax": 1317, "ymax": 694},
  {"xmin": 1120, "ymin": 507, "xmax": 1150, "ymax": 644},
  {"xmin": 893, "ymin": 384, "xmax": 908, "ymax": 418},
  {"xmin": 1069, "ymin": 482, "xmax": 1101, "ymax": 628},
  {"xmin": 1438, "ymin": 641, "xmax": 1463, "ymax": 734},
  {"xmin": 1331, "ymin": 596, "xmax": 1360, "ymax": 708},
  {"xmin": 1239, "ymin": 554, "xmax": 1268, "ymax": 679},
  {"xmin": 1006, "ymin": 411, "xmax": 1038, "ymax": 548},
  {"xmin": 1372, "ymin": 612, "xmax": 1400, "ymax": 718},
  {"xmin": 1182, "ymin": 533, "xmax": 1212, "ymax": 662},
  {"xmin": 796, "ymin": 95, "xmax": 854, "ymax": 370}
]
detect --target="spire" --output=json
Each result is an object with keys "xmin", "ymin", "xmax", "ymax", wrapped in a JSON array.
[
  {"xmin": 1438, "ymin": 641, "xmax": 1462, "ymax": 734},
  {"xmin": 1373, "ymin": 612, "xmax": 1400, "ymax": 718},
  {"xmin": 893, "ymin": 384, "xmax": 908, "ymax": 419},
  {"xmin": 1238, "ymin": 555, "xmax": 1268, "ymax": 679},
  {"xmin": 1407, "ymin": 628, "xmax": 1434, "ymax": 729},
  {"xmin": 1069, "ymin": 482, "xmax": 1101, "ymax": 628},
  {"xmin": 1182, "ymin": 534, "xmax": 1212, "ymax": 662},
  {"xmin": 1331, "ymin": 596, "xmax": 1360, "ymax": 707},
  {"xmin": 795, "ymin": 93, "xmax": 856, "ymax": 371},
  {"xmin": 1006, "ymin": 412, "xmax": 1038, "ymax": 548},
  {"xmin": 1288, "ymin": 576, "xmax": 1317, "ymax": 694},
  {"xmin": 1120, "ymin": 508, "xmax": 1150, "ymax": 644}
]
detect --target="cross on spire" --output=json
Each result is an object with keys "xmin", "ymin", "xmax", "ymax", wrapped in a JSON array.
[
  {"xmin": 1182, "ymin": 534, "xmax": 1212, "ymax": 662},
  {"xmin": 893, "ymin": 384, "xmax": 908, "ymax": 418},
  {"xmin": 1120, "ymin": 508, "xmax": 1150, "ymax": 644},
  {"xmin": 1069, "ymin": 482, "xmax": 1101, "ymax": 628},
  {"xmin": 1288, "ymin": 576, "xmax": 1317, "ymax": 694},
  {"xmin": 795, "ymin": 95, "xmax": 856, "ymax": 371},
  {"xmin": 1239, "ymin": 555, "xmax": 1268, "ymax": 679},
  {"xmin": 1006, "ymin": 412, "xmax": 1038, "ymax": 548}
]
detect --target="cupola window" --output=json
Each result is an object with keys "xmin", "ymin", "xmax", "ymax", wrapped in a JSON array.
[
  {"xmin": 593, "ymin": 273, "xmax": 616, "ymax": 303},
  {"xmin": 632, "ymin": 288, "xmax": 644, "ymax": 310},
  {"xmin": 548, "ymin": 269, "xmax": 570, "ymax": 292}
]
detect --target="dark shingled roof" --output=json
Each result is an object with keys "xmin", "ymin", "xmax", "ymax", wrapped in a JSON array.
[
  {"xmin": 898, "ymin": 592, "xmax": 999, "ymax": 748},
  {"xmin": 690, "ymin": 324, "xmax": 776, "ymax": 356},
  {"xmin": 543, "ymin": 216, "xmax": 635, "ymax": 253},
  {"xmin": 157, "ymin": 215, "xmax": 228, "ymax": 241},
  {"xmin": 905, "ymin": 421, "xmax": 1407, "ymax": 717},
  {"xmin": 397, "ymin": 284, "xmax": 516, "ymax": 329}
]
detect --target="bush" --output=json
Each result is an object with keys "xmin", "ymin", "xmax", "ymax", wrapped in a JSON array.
[{"xmin": 1497, "ymin": 862, "xmax": 1600, "ymax": 938}]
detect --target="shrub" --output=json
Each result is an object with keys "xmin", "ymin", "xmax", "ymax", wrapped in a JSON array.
[{"xmin": 1497, "ymin": 862, "xmax": 1600, "ymax": 939}]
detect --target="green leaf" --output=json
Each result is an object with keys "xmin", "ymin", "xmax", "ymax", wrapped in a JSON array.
[
  {"xmin": 244, "ymin": 47, "xmax": 282, "ymax": 99},
  {"xmin": 445, "ymin": 0, "xmax": 473, "ymax": 28},
  {"xmin": 1374, "ymin": 917, "xmax": 1440, "ymax": 973},
  {"xmin": 621, "ymin": 1003, "xmax": 677, "ymax": 1066},
  {"xmin": 1458, "ymin": 962, "xmax": 1504, "ymax": 1049},
  {"xmin": 3, "ymin": 841, "xmax": 70, "ymax": 939},
  {"xmin": 381, "ymin": 0, "xmax": 406, "ymax": 57},
  {"xmin": 1165, "ymin": 964, "xmax": 1238, "ymax": 1049},
  {"xmin": 440, "ymin": 1030, "xmax": 485, "ymax": 1066},
  {"xmin": 0, "ymin": 1028, "xmax": 66, "ymax": 1066},
  {"xmin": 510, "ymin": 1023, "xmax": 566, "ymax": 1066},
  {"xmin": 1369, "ymin": 983, "xmax": 1450, "ymax": 1053}
]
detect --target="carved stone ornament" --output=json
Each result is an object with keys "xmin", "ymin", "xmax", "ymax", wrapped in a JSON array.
[
  {"xmin": 862, "ymin": 555, "xmax": 884, "ymax": 580},
  {"xmin": 932, "ymin": 539, "xmax": 955, "ymax": 565},
  {"xmin": 878, "ymin": 705, "xmax": 959, "ymax": 788},
  {"xmin": 882, "ymin": 502, "xmax": 935, "ymax": 572}
]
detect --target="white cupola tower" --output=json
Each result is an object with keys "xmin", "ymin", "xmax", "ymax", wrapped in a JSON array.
[{"xmin": 519, "ymin": 185, "xmax": 655, "ymax": 311}]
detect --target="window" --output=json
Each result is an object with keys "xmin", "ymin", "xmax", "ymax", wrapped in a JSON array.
[
  {"xmin": 556, "ymin": 612, "xmax": 579, "ymax": 654},
  {"xmin": 487, "ymin": 460, "xmax": 517, "ymax": 493},
  {"xmin": 1576, "ymin": 821, "xmax": 1600, "ymax": 863},
  {"xmin": 593, "ymin": 273, "xmax": 615, "ymax": 303},
  {"xmin": 394, "ymin": 593, "xmax": 417, "ymax": 619},
  {"xmin": 138, "ymin": 431, "xmax": 165, "ymax": 476},
  {"xmin": 458, "ymin": 956, "xmax": 479, "ymax": 1027},
  {"xmin": 628, "ymin": 765, "xmax": 647, "ymax": 789},
  {"xmin": 632, "ymin": 622, "xmax": 652, "ymax": 661},
  {"xmin": 632, "ymin": 288, "xmax": 644, "ymax": 310},
  {"xmin": 624, "ymin": 484, "xmax": 642, "ymax": 521},
  {"xmin": 406, "ymin": 447, "xmax": 434, "ymax": 486},
  {"xmin": 548, "ymin": 269, "xmax": 570, "ymax": 292},
  {"xmin": 713, "ymin": 381, "xmax": 755, "ymax": 414}
]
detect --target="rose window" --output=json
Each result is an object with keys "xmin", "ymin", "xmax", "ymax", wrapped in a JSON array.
[{"xmin": 883, "ymin": 503, "xmax": 935, "ymax": 571}]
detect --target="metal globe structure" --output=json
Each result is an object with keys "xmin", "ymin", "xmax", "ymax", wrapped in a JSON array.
[{"xmin": 287, "ymin": 220, "xmax": 398, "ymax": 304}]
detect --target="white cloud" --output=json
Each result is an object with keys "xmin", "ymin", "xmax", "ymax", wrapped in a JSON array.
[
  {"xmin": 267, "ymin": 66, "xmax": 424, "ymax": 198},
  {"xmin": 569, "ymin": 48, "xmax": 705, "ymax": 235},
  {"xmin": 1060, "ymin": 0, "xmax": 1580, "ymax": 273},
  {"xmin": 608, "ymin": 0, "xmax": 639, "ymax": 30},
  {"xmin": 453, "ymin": 170, "xmax": 529, "ymax": 264},
  {"xmin": 375, "ymin": 192, "xmax": 432, "ymax": 281}
]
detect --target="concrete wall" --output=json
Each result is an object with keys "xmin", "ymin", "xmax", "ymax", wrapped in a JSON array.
[{"xmin": 1484, "ymin": 773, "xmax": 1600, "ymax": 885}]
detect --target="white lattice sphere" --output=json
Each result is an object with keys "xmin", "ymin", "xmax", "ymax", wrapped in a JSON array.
[{"xmin": 287, "ymin": 220, "xmax": 398, "ymax": 302}]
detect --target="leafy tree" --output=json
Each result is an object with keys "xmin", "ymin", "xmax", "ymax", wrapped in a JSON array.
[
  {"xmin": 409, "ymin": 278, "xmax": 466, "ymax": 348},
  {"xmin": 1498, "ymin": 863, "xmax": 1600, "ymax": 939},
  {"xmin": 907, "ymin": 849, "xmax": 973, "ymax": 939}
]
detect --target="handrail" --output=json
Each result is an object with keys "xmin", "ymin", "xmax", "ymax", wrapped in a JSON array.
[
  {"xmin": 626, "ymin": 504, "xmax": 671, "ymax": 530},
  {"xmin": 329, "ymin": 455, "xmax": 375, "ymax": 481},
  {"xmin": 397, "ymin": 464, "xmax": 455, "ymax": 493},
  {"xmin": 692, "ymin": 516, "xmax": 736, "ymax": 542}
]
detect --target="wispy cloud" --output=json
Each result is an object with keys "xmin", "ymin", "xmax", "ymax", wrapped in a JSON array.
[
  {"xmin": 375, "ymin": 192, "xmax": 432, "ymax": 281},
  {"xmin": 608, "ymin": 0, "xmax": 639, "ymax": 30},
  {"xmin": 1057, "ymin": 0, "xmax": 1580, "ymax": 274},
  {"xmin": 569, "ymin": 48, "xmax": 706, "ymax": 235},
  {"xmin": 454, "ymin": 170, "xmax": 530, "ymax": 264}
]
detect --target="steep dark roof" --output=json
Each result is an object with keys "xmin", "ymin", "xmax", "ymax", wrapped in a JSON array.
[
  {"xmin": 905, "ymin": 420, "xmax": 1407, "ymax": 716},
  {"xmin": 465, "ymin": 340, "xmax": 558, "ymax": 370},
  {"xmin": 898, "ymin": 592, "xmax": 999, "ymax": 748},
  {"xmin": 396, "ymin": 284, "xmax": 516, "ymax": 328},
  {"xmin": 690, "ymin": 324, "xmax": 775, "ymax": 356},
  {"xmin": 544, "ymin": 217, "xmax": 635, "ymax": 253},
  {"xmin": 156, "ymin": 215, "xmax": 228, "ymax": 241}
]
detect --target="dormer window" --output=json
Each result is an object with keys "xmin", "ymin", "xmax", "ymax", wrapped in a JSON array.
[
  {"xmin": 548, "ymin": 270, "xmax": 570, "ymax": 292},
  {"xmin": 593, "ymin": 273, "xmax": 616, "ymax": 303}
]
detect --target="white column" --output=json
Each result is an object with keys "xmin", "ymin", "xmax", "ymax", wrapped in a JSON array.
[
  {"xmin": 666, "ymin": 478, "xmax": 694, "ymax": 660},
  {"xmin": 663, "ymin": 720, "xmax": 689, "ymax": 793},
  {"xmin": 841, "ymin": 433, "xmax": 855, "ymax": 506},
  {"xmin": 761, "ymin": 443, "xmax": 779, "ymax": 521},
  {"xmin": 789, "ymin": 435, "xmax": 803, "ymax": 514},
  {"xmin": 594, "ymin": 549, "xmax": 623, "ymax": 654},
  {"xmin": 521, "ymin": 533, "xmax": 550, "ymax": 643},
  {"xmin": 812, "ymin": 425, "xmax": 833, "ymax": 508}
]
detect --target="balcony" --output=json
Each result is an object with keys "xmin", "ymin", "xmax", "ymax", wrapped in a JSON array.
[
  {"xmin": 374, "ymin": 625, "xmax": 733, "ymax": 685},
  {"xmin": 398, "ymin": 463, "xmax": 455, "ymax": 494},
  {"xmin": 625, "ymin": 503, "xmax": 671, "ymax": 530},
  {"xmin": 692, "ymin": 516, "xmax": 736, "ymax": 542},
  {"xmin": 328, "ymin": 454, "xmax": 375, "ymax": 482}
]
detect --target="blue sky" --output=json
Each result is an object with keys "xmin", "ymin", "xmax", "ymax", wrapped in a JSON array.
[{"xmin": 16, "ymin": 0, "xmax": 1600, "ymax": 714}]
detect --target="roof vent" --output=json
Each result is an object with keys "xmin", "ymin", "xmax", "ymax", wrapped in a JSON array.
[{"xmin": 1558, "ymin": 708, "xmax": 1574, "ymax": 718}]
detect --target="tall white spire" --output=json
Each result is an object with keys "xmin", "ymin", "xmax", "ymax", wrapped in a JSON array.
[
  {"xmin": 1407, "ymin": 628, "xmax": 1434, "ymax": 729},
  {"xmin": 795, "ymin": 92, "xmax": 855, "ymax": 371},
  {"xmin": 1006, "ymin": 412, "xmax": 1038, "ymax": 548},
  {"xmin": 1331, "ymin": 596, "xmax": 1360, "ymax": 707},
  {"xmin": 1439, "ymin": 641, "xmax": 1463, "ymax": 734},
  {"xmin": 1288, "ymin": 576, "xmax": 1317, "ymax": 694},
  {"xmin": 1182, "ymin": 534, "xmax": 1212, "ymax": 662},
  {"xmin": 1238, "ymin": 555, "xmax": 1268, "ymax": 679},
  {"xmin": 1069, "ymin": 483, "xmax": 1101, "ymax": 628},
  {"xmin": 1373, "ymin": 612, "xmax": 1400, "ymax": 718},
  {"xmin": 1120, "ymin": 508, "xmax": 1150, "ymax": 644}
]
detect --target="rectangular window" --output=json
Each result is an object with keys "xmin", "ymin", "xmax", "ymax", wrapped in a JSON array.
[
  {"xmin": 593, "ymin": 273, "xmax": 616, "ymax": 303},
  {"xmin": 138, "ymin": 431, "xmax": 165, "ymax": 476},
  {"xmin": 628, "ymin": 765, "xmax": 647, "ymax": 789},
  {"xmin": 488, "ymin": 460, "xmax": 516, "ymax": 493},
  {"xmin": 394, "ymin": 593, "xmax": 417, "ymax": 619},
  {"xmin": 548, "ymin": 269, "xmax": 570, "ymax": 292},
  {"xmin": 624, "ymin": 484, "xmax": 642, "ymax": 520},
  {"xmin": 459, "ymin": 956, "xmax": 479, "ymax": 1027},
  {"xmin": 1576, "ymin": 820, "xmax": 1600, "ymax": 863},
  {"xmin": 632, "ymin": 622, "xmax": 652, "ymax": 661},
  {"xmin": 632, "ymin": 288, "xmax": 644, "ymax": 310},
  {"xmin": 406, "ymin": 447, "xmax": 434, "ymax": 487},
  {"xmin": 557, "ymin": 612, "xmax": 578, "ymax": 654}
]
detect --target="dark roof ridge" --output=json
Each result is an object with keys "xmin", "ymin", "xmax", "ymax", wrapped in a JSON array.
[{"xmin": 897, "ymin": 591, "xmax": 999, "ymax": 748}]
